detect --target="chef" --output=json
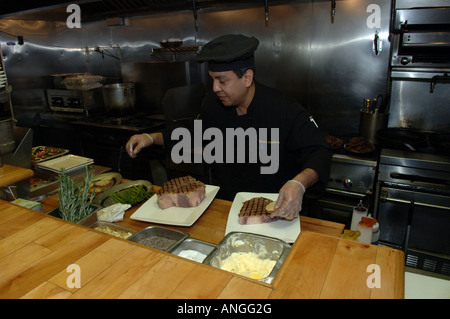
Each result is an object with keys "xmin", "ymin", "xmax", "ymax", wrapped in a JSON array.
[{"xmin": 126, "ymin": 34, "xmax": 332, "ymax": 220}]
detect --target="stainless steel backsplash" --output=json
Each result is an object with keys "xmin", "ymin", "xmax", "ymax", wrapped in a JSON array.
[{"xmin": 0, "ymin": 0, "xmax": 393, "ymax": 135}]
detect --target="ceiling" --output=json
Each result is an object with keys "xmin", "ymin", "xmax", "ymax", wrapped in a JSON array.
[{"xmin": 1, "ymin": 0, "xmax": 282, "ymax": 22}]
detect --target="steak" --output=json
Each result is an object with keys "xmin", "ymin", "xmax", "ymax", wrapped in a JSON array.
[
  {"xmin": 157, "ymin": 176, "xmax": 206, "ymax": 209},
  {"xmin": 238, "ymin": 197, "xmax": 280, "ymax": 225}
]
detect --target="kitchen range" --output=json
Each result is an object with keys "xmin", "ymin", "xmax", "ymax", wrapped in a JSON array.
[
  {"xmin": 375, "ymin": 147, "xmax": 450, "ymax": 276},
  {"xmin": 372, "ymin": 0, "xmax": 450, "ymax": 278}
]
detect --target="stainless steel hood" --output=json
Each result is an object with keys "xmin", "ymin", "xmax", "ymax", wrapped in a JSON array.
[{"xmin": 1, "ymin": 0, "xmax": 277, "ymax": 21}]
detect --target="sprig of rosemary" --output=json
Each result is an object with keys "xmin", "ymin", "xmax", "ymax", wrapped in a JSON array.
[{"xmin": 57, "ymin": 167, "xmax": 96, "ymax": 223}]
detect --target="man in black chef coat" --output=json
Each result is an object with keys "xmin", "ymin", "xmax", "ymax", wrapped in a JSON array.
[{"xmin": 126, "ymin": 34, "xmax": 332, "ymax": 220}]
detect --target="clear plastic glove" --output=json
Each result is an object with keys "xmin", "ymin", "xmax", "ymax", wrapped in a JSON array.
[
  {"xmin": 126, "ymin": 134, "xmax": 153, "ymax": 158},
  {"xmin": 270, "ymin": 180, "xmax": 306, "ymax": 220}
]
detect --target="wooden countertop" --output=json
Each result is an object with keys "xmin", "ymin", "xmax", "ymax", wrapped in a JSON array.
[
  {"xmin": 0, "ymin": 198, "xmax": 405, "ymax": 299},
  {"xmin": 0, "ymin": 164, "xmax": 34, "ymax": 188}
]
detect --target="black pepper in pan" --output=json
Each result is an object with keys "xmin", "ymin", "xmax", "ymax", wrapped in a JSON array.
[{"xmin": 137, "ymin": 236, "xmax": 177, "ymax": 250}]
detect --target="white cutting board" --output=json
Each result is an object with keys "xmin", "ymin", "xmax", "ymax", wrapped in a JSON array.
[{"xmin": 225, "ymin": 192, "xmax": 301, "ymax": 243}]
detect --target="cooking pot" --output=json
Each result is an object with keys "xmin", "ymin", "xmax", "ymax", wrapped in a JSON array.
[{"xmin": 102, "ymin": 83, "xmax": 136, "ymax": 115}]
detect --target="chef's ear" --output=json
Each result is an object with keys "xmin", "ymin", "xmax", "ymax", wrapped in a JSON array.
[{"xmin": 243, "ymin": 69, "xmax": 254, "ymax": 87}]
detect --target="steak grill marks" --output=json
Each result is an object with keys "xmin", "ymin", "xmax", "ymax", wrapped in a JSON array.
[
  {"xmin": 157, "ymin": 176, "xmax": 206, "ymax": 209},
  {"xmin": 158, "ymin": 176, "xmax": 203, "ymax": 195},
  {"xmin": 238, "ymin": 197, "xmax": 279, "ymax": 225}
]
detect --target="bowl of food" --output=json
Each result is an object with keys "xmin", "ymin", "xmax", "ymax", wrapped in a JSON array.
[
  {"xmin": 344, "ymin": 136, "xmax": 375, "ymax": 156},
  {"xmin": 203, "ymin": 232, "xmax": 291, "ymax": 284}
]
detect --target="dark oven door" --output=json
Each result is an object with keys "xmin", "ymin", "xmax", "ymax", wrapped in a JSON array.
[
  {"xmin": 377, "ymin": 186, "xmax": 450, "ymax": 275},
  {"xmin": 305, "ymin": 189, "xmax": 371, "ymax": 230}
]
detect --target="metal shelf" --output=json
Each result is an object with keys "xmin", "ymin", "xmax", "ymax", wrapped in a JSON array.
[{"xmin": 151, "ymin": 45, "xmax": 201, "ymax": 55}]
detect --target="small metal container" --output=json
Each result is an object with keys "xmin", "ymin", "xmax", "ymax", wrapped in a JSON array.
[
  {"xmin": 128, "ymin": 226, "xmax": 189, "ymax": 252},
  {"xmin": 203, "ymin": 232, "xmax": 291, "ymax": 284},
  {"xmin": 78, "ymin": 213, "xmax": 137, "ymax": 240},
  {"xmin": 170, "ymin": 238, "xmax": 216, "ymax": 263}
]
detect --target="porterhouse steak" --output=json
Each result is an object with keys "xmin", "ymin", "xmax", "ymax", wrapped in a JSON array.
[
  {"xmin": 157, "ymin": 176, "xmax": 206, "ymax": 209},
  {"xmin": 238, "ymin": 197, "xmax": 280, "ymax": 225}
]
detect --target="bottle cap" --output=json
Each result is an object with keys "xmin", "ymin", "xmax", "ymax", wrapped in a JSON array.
[{"xmin": 359, "ymin": 216, "xmax": 377, "ymax": 227}]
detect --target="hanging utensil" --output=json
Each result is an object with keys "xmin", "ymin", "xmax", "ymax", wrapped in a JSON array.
[
  {"xmin": 192, "ymin": 0, "xmax": 199, "ymax": 32},
  {"xmin": 331, "ymin": 0, "xmax": 336, "ymax": 19},
  {"xmin": 373, "ymin": 30, "xmax": 382, "ymax": 56}
]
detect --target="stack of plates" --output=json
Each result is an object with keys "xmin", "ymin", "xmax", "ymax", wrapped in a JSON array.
[{"xmin": 36, "ymin": 154, "xmax": 94, "ymax": 173}]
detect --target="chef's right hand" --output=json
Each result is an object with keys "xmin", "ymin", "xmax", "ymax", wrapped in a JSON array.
[
  {"xmin": 270, "ymin": 180, "xmax": 306, "ymax": 220},
  {"xmin": 126, "ymin": 134, "xmax": 153, "ymax": 158}
]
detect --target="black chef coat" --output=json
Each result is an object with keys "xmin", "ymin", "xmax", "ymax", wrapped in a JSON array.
[{"xmin": 164, "ymin": 81, "xmax": 332, "ymax": 201}]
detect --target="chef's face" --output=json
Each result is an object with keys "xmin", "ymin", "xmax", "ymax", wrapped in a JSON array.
[{"xmin": 209, "ymin": 69, "xmax": 253, "ymax": 107}]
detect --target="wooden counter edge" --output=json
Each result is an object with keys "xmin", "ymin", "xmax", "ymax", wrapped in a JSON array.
[{"xmin": 0, "ymin": 200, "xmax": 405, "ymax": 299}]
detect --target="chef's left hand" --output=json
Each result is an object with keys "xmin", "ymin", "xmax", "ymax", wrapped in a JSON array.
[
  {"xmin": 126, "ymin": 134, "xmax": 152, "ymax": 158},
  {"xmin": 270, "ymin": 180, "xmax": 305, "ymax": 220}
]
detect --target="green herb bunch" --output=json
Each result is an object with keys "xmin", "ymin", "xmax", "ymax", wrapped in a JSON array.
[{"xmin": 57, "ymin": 167, "xmax": 95, "ymax": 223}]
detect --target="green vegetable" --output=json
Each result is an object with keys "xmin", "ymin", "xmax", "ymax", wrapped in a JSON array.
[
  {"xmin": 57, "ymin": 167, "xmax": 96, "ymax": 223},
  {"xmin": 109, "ymin": 184, "xmax": 152, "ymax": 206}
]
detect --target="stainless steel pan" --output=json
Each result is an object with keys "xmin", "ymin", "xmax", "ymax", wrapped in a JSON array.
[{"xmin": 376, "ymin": 128, "xmax": 428, "ymax": 150}]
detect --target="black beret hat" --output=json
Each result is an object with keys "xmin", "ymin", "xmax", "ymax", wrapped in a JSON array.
[{"xmin": 196, "ymin": 34, "xmax": 259, "ymax": 72}]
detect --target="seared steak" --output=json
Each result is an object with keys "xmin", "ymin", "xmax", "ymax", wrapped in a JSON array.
[
  {"xmin": 238, "ymin": 197, "xmax": 280, "ymax": 225},
  {"xmin": 157, "ymin": 176, "xmax": 206, "ymax": 209}
]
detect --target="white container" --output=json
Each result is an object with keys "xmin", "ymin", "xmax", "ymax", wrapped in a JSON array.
[
  {"xmin": 357, "ymin": 221, "xmax": 373, "ymax": 244},
  {"xmin": 350, "ymin": 200, "xmax": 368, "ymax": 230},
  {"xmin": 371, "ymin": 222, "xmax": 380, "ymax": 243}
]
